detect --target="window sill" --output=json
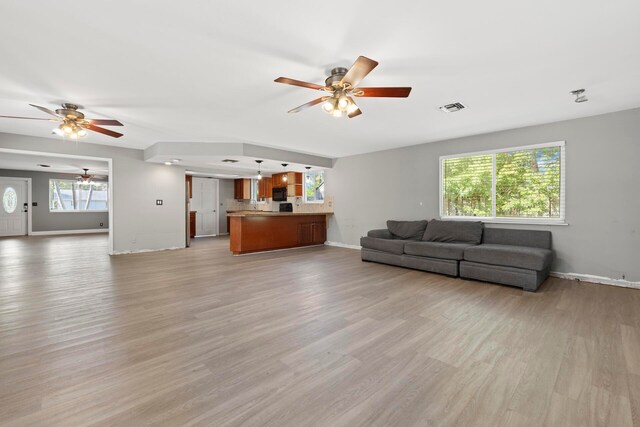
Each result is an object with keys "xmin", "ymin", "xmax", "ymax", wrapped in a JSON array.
[{"xmin": 439, "ymin": 217, "xmax": 568, "ymax": 226}]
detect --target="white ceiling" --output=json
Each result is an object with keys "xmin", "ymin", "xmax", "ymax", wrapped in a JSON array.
[
  {"xmin": 1, "ymin": 0, "xmax": 639, "ymax": 158},
  {"xmin": 0, "ymin": 151, "xmax": 109, "ymax": 174}
]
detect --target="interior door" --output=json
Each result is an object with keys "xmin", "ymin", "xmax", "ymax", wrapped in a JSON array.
[
  {"xmin": 192, "ymin": 177, "xmax": 218, "ymax": 236},
  {"xmin": 0, "ymin": 178, "xmax": 27, "ymax": 237}
]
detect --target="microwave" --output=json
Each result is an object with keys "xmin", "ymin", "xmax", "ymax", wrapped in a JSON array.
[{"xmin": 272, "ymin": 186, "xmax": 287, "ymax": 201}]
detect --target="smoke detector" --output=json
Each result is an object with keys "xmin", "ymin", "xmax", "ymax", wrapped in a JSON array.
[
  {"xmin": 439, "ymin": 102, "xmax": 467, "ymax": 113},
  {"xmin": 570, "ymin": 89, "xmax": 588, "ymax": 103}
]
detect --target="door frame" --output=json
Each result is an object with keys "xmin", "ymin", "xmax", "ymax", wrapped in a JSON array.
[
  {"xmin": 0, "ymin": 148, "xmax": 113, "ymax": 255},
  {"xmin": 0, "ymin": 176, "xmax": 31, "ymax": 236}
]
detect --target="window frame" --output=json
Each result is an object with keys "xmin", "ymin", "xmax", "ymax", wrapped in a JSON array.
[
  {"xmin": 49, "ymin": 178, "xmax": 109, "ymax": 213},
  {"xmin": 303, "ymin": 171, "xmax": 325, "ymax": 204},
  {"xmin": 439, "ymin": 141, "xmax": 566, "ymax": 225}
]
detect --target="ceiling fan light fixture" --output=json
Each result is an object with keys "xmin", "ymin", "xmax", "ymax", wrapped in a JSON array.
[
  {"xmin": 322, "ymin": 101, "xmax": 334, "ymax": 112},
  {"xmin": 77, "ymin": 129, "xmax": 87, "ymax": 137}
]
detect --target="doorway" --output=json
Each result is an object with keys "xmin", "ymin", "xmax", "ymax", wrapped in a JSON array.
[
  {"xmin": 0, "ymin": 177, "xmax": 29, "ymax": 236},
  {"xmin": 191, "ymin": 177, "xmax": 219, "ymax": 237}
]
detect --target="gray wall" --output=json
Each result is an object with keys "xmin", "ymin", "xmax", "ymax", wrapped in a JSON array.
[
  {"xmin": 0, "ymin": 133, "xmax": 185, "ymax": 254},
  {"xmin": 218, "ymin": 179, "xmax": 234, "ymax": 234},
  {"xmin": 326, "ymin": 108, "xmax": 640, "ymax": 282},
  {"xmin": 0, "ymin": 168, "xmax": 109, "ymax": 232}
]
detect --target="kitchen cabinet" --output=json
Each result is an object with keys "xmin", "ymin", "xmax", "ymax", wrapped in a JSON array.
[
  {"xmin": 257, "ymin": 177, "xmax": 272, "ymax": 199},
  {"xmin": 234, "ymin": 178, "xmax": 252, "ymax": 200},
  {"xmin": 271, "ymin": 172, "xmax": 303, "ymax": 197},
  {"xmin": 298, "ymin": 221, "xmax": 326, "ymax": 245}
]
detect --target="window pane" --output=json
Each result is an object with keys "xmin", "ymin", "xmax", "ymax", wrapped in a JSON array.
[
  {"xmin": 305, "ymin": 171, "xmax": 325, "ymax": 203},
  {"xmin": 442, "ymin": 155, "xmax": 492, "ymax": 217},
  {"xmin": 496, "ymin": 147, "xmax": 561, "ymax": 218},
  {"xmin": 49, "ymin": 179, "xmax": 108, "ymax": 211}
]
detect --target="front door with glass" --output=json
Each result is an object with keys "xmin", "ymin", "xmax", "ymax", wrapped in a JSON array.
[{"xmin": 0, "ymin": 177, "xmax": 28, "ymax": 237}]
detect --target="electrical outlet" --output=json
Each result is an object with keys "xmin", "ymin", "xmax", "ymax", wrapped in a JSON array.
[
  {"xmin": 100, "ymin": 222, "xmax": 103, "ymax": 227},
  {"xmin": 156, "ymin": 199, "xmax": 163, "ymax": 206}
]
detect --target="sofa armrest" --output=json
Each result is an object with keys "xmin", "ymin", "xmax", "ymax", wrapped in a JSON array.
[{"xmin": 367, "ymin": 229, "xmax": 393, "ymax": 239}]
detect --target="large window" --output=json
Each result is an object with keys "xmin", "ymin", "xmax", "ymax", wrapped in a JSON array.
[
  {"xmin": 440, "ymin": 142, "xmax": 565, "ymax": 223},
  {"xmin": 49, "ymin": 179, "xmax": 109, "ymax": 212},
  {"xmin": 304, "ymin": 170, "xmax": 325, "ymax": 203}
]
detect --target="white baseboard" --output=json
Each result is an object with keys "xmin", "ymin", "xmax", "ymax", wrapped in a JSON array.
[
  {"xmin": 112, "ymin": 246, "xmax": 184, "ymax": 256},
  {"xmin": 30, "ymin": 229, "xmax": 109, "ymax": 236},
  {"xmin": 550, "ymin": 272, "xmax": 640, "ymax": 290},
  {"xmin": 325, "ymin": 241, "xmax": 362, "ymax": 250}
]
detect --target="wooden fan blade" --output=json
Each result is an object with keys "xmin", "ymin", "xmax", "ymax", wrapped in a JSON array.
[
  {"xmin": 355, "ymin": 87, "xmax": 412, "ymax": 98},
  {"xmin": 347, "ymin": 97, "xmax": 362, "ymax": 118},
  {"xmin": 85, "ymin": 124, "xmax": 123, "ymax": 138},
  {"xmin": 275, "ymin": 77, "xmax": 324, "ymax": 90},
  {"xmin": 341, "ymin": 56, "xmax": 378, "ymax": 87},
  {"xmin": 88, "ymin": 119, "xmax": 123, "ymax": 126},
  {"xmin": 29, "ymin": 104, "xmax": 61, "ymax": 118},
  {"xmin": 287, "ymin": 97, "xmax": 328, "ymax": 114},
  {"xmin": 0, "ymin": 115, "xmax": 59, "ymax": 121}
]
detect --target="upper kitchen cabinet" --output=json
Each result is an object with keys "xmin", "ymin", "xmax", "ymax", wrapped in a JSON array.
[
  {"xmin": 271, "ymin": 172, "xmax": 303, "ymax": 197},
  {"xmin": 257, "ymin": 177, "xmax": 272, "ymax": 199},
  {"xmin": 234, "ymin": 178, "xmax": 252, "ymax": 200}
]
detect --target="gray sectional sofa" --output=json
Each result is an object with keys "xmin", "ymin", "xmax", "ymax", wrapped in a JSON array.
[{"xmin": 361, "ymin": 219, "xmax": 553, "ymax": 292}]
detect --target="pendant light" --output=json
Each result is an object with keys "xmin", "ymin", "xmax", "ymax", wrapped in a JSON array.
[
  {"xmin": 305, "ymin": 166, "xmax": 311, "ymax": 183},
  {"xmin": 281, "ymin": 163, "xmax": 288, "ymax": 182},
  {"xmin": 255, "ymin": 160, "xmax": 263, "ymax": 180}
]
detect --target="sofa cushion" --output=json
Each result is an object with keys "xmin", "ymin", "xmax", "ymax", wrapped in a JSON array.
[
  {"xmin": 360, "ymin": 236, "xmax": 406, "ymax": 255},
  {"xmin": 423, "ymin": 220, "xmax": 484, "ymax": 244},
  {"xmin": 367, "ymin": 229, "xmax": 393, "ymax": 239},
  {"xmin": 387, "ymin": 220, "xmax": 428, "ymax": 240},
  {"xmin": 463, "ymin": 244, "xmax": 553, "ymax": 271},
  {"xmin": 483, "ymin": 228, "xmax": 552, "ymax": 249},
  {"xmin": 404, "ymin": 241, "xmax": 473, "ymax": 260}
]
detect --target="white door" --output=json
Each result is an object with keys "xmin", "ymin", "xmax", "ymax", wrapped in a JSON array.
[
  {"xmin": 192, "ymin": 177, "xmax": 218, "ymax": 236},
  {"xmin": 0, "ymin": 178, "xmax": 28, "ymax": 237}
]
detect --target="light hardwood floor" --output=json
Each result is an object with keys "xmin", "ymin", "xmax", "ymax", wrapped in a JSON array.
[{"xmin": 1, "ymin": 234, "xmax": 639, "ymax": 426}]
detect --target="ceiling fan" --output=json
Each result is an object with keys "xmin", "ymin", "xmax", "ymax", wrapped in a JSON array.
[
  {"xmin": 275, "ymin": 56, "xmax": 411, "ymax": 118},
  {"xmin": 0, "ymin": 103, "xmax": 124, "ymax": 139},
  {"xmin": 77, "ymin": 168, "xmax": 95, "ymax": 184}
]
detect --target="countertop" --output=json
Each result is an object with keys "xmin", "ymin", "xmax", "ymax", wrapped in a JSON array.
[{"xmin": 227, "ymin": 210, "xmax": 333, "ymax": 217}]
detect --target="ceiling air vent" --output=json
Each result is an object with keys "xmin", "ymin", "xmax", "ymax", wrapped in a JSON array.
[
  {"xmin": 221, "ymin": 159, "xmax": 239, "ymax": 163},
  {"xmin": 439, "ymin": 102, "xmax": 467, "ymax": 113}
]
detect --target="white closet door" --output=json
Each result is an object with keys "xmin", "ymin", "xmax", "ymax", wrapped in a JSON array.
[
  {"xmin": 0, "ymin": 178, "xmax": 27, "ymax": 237},
  {"xmin": 192, "ymin": 177, "xmax": 218, "ymax": 236}
]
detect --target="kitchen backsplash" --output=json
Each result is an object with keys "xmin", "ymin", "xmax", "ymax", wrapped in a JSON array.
[{"xmin": 226, "ymin": 196, "xmax": 334, "ymax": 213}]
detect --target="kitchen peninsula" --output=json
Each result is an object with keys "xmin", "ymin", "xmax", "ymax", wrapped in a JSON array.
[{"xmin": 228, "ymin": 211, "xmax": 331, "ymax": 255}]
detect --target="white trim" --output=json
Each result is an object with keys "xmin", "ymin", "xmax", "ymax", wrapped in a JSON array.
[
  {"xmin": 439, "ymin": 217, "xmax": 569, "ymax": 226},
  {"xmin": 439, "ymin": 141, "xmax": 566, "ymax": 224},
  {"xmin": 112, "ymin": 246, "xmax": 183, "ymax": 255},
  {"xmin": 325, "ymin": 241, "xmax": 361, "ymax": 250},
  {"xmin": 49, "ymin": 210, "xmax": 109, "ymax": 213},
  {"xmin": 439, "ymin": 140, "xmax": 565, "ymax": 160},
  {"xmin": 30, "ymin": 229, "xmax": 108, "ymax": 236},
  {"xmin": 550, "ymin": 272, "xmax": 640, "ymax": 290}
]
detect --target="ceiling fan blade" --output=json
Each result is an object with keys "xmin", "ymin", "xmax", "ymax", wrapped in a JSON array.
[
  {"xmin": 85, "ymin": 124, "xmax": 123, "ymax": 138},
  {"xmin": 347, "ymin": 97, "xmax": 362, "ymax": 118},
  {"xmin": 88, "ymin": 119, "xmax": 124, "ymax": 126},
  {"xmin": 355, "ymin": 87, "xmax": 412, "ymax": 98},
  {"xmin": 29, "ymin": 104, "xmax": 61, "ymax": 118},
  {"xmin": 275, "ymin": 77, "xmax": 324, "ymax": 90},
  {"xmin": 341, "ymin": 56, "xmax": 379, "ymax": 87},
  {"xmin": 287, "ymin": 97, "xmax": 328, "ymax": 114},
  {"xmin": 0, "ymin": 115, "xmax": 59, "ymax": 121}
]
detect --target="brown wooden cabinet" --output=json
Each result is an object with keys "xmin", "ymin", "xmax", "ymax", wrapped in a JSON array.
[
  {"xmin": 189, "ymin": 211, "xmax": 197, "ymax": 238},
  {"xmin": 257, "ymin": 177, "xmax": 272, "ymax": 199},
  {"xmin": 234, "ymin": 178, "xmax": 252, "ymax": 200},
  {"xmin": 271, "ymin": 172, "xmax": 303, "ymax": 197}
]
